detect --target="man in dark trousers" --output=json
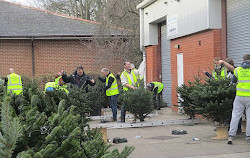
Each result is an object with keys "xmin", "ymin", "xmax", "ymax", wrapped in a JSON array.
[
  {"xmin": 147, "ymin": 82, "xmax": 164, "ymax": 110},
  {"xmin": 62, "ymin": 66, "xmax": 95, "ymax": 92},
  {"xmin": 98, "ymin": 68, "xmax": 119, "ymax": 122}
]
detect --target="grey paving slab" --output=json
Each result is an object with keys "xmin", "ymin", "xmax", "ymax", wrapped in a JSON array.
[
  {"xmin": 108, "ymin": 124, "xmax": 250, "ymax": 158},
  {"xmin": 184, "ymin": 152, "xmax": 250, "ymax": 158},
  {"xmin": 90, "ymin": 108, "xmax": 250, "ymax": 158}
]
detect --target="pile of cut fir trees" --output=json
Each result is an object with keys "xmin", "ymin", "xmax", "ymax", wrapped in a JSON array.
[{"xmin": 0, "ymin": 78, "xmax": 135, "ymax": 158}]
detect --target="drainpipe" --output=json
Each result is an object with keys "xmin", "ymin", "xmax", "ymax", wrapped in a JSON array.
[
  {"xmin": 140, "ymin": 8, "xmax": 146, "ymax": 85},
  {"xmin": 31, "ymin": 37, "xmax": 35, "ymax": 76}
]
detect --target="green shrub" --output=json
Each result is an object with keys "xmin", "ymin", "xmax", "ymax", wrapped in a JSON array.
[
  {"xmin": 177, "ymin": 77, "xmax": 203, "ymax": 119},
  {"xmin": 177, "ymin": 77, "xmax": 236, "ymax": 124},
  {"xmin": 119, "ymin": 84, "xmax": 154, "ymax": 121}
]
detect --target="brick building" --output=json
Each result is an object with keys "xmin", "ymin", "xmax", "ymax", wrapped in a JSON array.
[
  {"xmin": 0, "ymin": 1, "xmax": 127, "ymax": 77},
  {"xmin": 137, "ymin": 0, "xmax": 250, "ymax": 110}
]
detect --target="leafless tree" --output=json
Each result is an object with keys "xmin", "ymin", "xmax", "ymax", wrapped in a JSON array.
[
  {"xmin": 89, "ymin": 0, "xmax": 143, "ymax": 67},
  {"xmin": 34, "ymin": 0, "xmax": 143, "ymax": 68},
  {"xmin": 37, "ymin": 0, "xmax": 99, "ymax": 19}
]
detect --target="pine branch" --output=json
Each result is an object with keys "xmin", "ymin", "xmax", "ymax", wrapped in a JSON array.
[
  {"xmin": 101, "ymin": 146, "xmax": 135, "ymax": 158},
  {"xmin": 0, "ymin": 96, "xmax": 22, "ymax": 158},
  {"xmin": 119, "ymin": 146, "xmax": 135, "ymax": 158}
]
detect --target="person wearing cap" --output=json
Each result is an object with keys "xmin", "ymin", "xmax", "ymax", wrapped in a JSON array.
[
  {"xmin": 147, "ymin": 82, "xmax": 164, "ymax": 110},
  {"xmin": 98, "ymin": 68, "xmax": 119, "ymax": 122},
  {"xmin": 62, "ymin": 66, "xmax": 95, "ymax": 92},
  {"xmin": 5, "ymin": 68, "xmax": 23, "ymax": 95}
]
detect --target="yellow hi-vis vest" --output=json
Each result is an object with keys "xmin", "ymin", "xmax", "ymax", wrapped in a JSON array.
[
  {"xmin": 45, "ymin": 81, "xmax": 69, "ymax": 94},
  {"xmin": 106, "ymin": 73, "xmax": 119, "ymax": 96},
  {"xmin": 212, "ymin": 66, "xmax": 227, "ymax": 79},
  {"xmin": 7, "ymin": 73, "xmax": 23, "ymax": 95},
  {"xmin": 234, "ymin": 67, "xmax": 250, "ymax": 97},
  {"xmin": 44, "ymin": 82, "xmax": 56, "ymax": 91},
  {"xmin": 55, "ymin": 76, "xmax": 68, "ymax": 89},
  {"xmin": 121, "ymin": 70, "xmax": 138, "ymax": 91},
  {"xmin": 152, "ymin": 82, "xmax": 164, "ymax": 94},
  {"xmin": 55, "ymin": 76, "xmax": 61, "ymax": 86}
]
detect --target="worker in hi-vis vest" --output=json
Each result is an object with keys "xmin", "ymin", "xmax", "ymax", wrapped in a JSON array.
[
  {"xmin": 147, "ymin": 82, "xmax": 164, "ymax": 110},
  {"xmin": 228, "ymin": 54, "xmax": 250, "ymax": 145},
  {"xmin": 120, "ymin": 61, "xmax": 138, "ymax": 123},
  {"xmin": 5, "ymin": 68, "xmax": 23, "ymax": 95},
  {"xmin": 202, "ymin": 57, "xmax": 235, "ymax": 79},
  {"xmin": 98, "ymin": 68, "xmax": 119, "ymax": 122},
  {"xmin": 45, "ymin": 70, "xmax": 68, "ymax": 94}
]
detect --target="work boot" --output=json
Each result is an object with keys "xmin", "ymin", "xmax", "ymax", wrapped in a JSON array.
[
  {"xmin": 247, "ymin": 139, "xmax": 250, "ymax": 144},
  {"xmin": 227, "ymin": 137, "xmax": 233, "ymax": 145},
  {"xmin": 119, "ymin": 116, "xmax": 125, "ymax": 123},
  {"xmin": 110, "ymin": 118, "xmax": 117, "ymax": 122}
]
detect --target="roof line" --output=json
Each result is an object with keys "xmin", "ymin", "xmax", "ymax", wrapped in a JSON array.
[
  {"xmin": 136, "ymin": 0, "xmax": 157, "ymax": 9},
  {"xmin": 0, "ymin": 35, "xmax": 133, "ymax": 40},
  {"xmin": 1, "ymin": 0, "xmax": 100, "ymax": 25}
]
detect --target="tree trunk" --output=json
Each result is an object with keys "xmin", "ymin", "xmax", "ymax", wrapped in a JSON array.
[
  {"xmin": 69, "ymin": 0, "xmax": 74, "ymax": 16},
  {"xmin": 85, "ymin": 0, "xmax": 89, "ymax": 19},
  {"xmin": 74, "ymin": 0, "xmax": 78, "ymax": 17},
  {"xmin": 79, "ymin": 0, "xmax": 84, "ymax": 19}
]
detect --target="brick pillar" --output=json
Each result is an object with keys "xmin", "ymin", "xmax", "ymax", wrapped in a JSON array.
[{"xmin": 145, "ymin": 45, "xmax": 160, "ymax": 83}]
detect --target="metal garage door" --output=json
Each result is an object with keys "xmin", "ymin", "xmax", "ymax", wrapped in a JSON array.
[
  {"xmin": 227, "ymin": 0, "xmax": 250, "ymax": 66},
  {"xmin": 161, "ymin": 24, "xmax": 172, "ymax": 106}
]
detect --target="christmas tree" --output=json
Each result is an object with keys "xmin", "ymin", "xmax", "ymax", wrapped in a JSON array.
[
  {"xmin": 0, "ymin": 96, "xmax": 22, "ymax": 158},
  {"xmin": 178, "ymin": 77, "xmax": 236, "ymax": 124},
  {"xmin": 119, "ymin": 82, "xmax": 154, "ymax": 121},
  {"xmin": 0, "ymin": 80, "xmax": 134, "ymax": 158}
]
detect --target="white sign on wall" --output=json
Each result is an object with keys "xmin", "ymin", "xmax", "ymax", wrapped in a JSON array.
[{"xmin": 167, "ymin": 15, "xmax": 178, "ymax": 38}]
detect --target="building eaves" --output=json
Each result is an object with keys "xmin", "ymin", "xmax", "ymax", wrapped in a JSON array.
[{"xmin": 136, "ymin": 0, "xmax": 157, "ymax": 9}]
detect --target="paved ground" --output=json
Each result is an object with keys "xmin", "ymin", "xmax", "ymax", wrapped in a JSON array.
[{"xmin": 90, "ymin": 108, "xmax": 250, "ymax": 158}]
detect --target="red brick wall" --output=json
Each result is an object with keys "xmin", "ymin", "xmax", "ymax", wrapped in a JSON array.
[
  {"xmin": 0, "ymin": 39, "xmax": 125, "ymax": 78},
  {"xmin": 0, "ymin": 40, "xmax": 33, "ymax": 76},
  {"xmin": 145, "ymin": 45, "xmax": 161, "ymax": 83},
  {"xmin": 171, "ymin": 29, "xmax": 222, "ymax": 111}
]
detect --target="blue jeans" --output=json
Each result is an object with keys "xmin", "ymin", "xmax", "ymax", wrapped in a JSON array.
[{"xmin": 109, "ymin": 95, "xmax": 118, "ymax": 120}]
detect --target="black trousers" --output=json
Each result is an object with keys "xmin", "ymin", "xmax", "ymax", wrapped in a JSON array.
[{"xmin": 153, "ymin": 92, "xmax": 162, "ymax": 110}]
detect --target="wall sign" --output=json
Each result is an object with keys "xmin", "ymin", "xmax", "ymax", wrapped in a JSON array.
[{"xmin": 167, "ymin": 15, "xmax": 178, "ymax": 38}]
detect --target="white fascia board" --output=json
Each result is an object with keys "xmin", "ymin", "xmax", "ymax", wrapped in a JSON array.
[{"xmin": 136, "ymin": 0, "xmax": 157, "ymax": 9}]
